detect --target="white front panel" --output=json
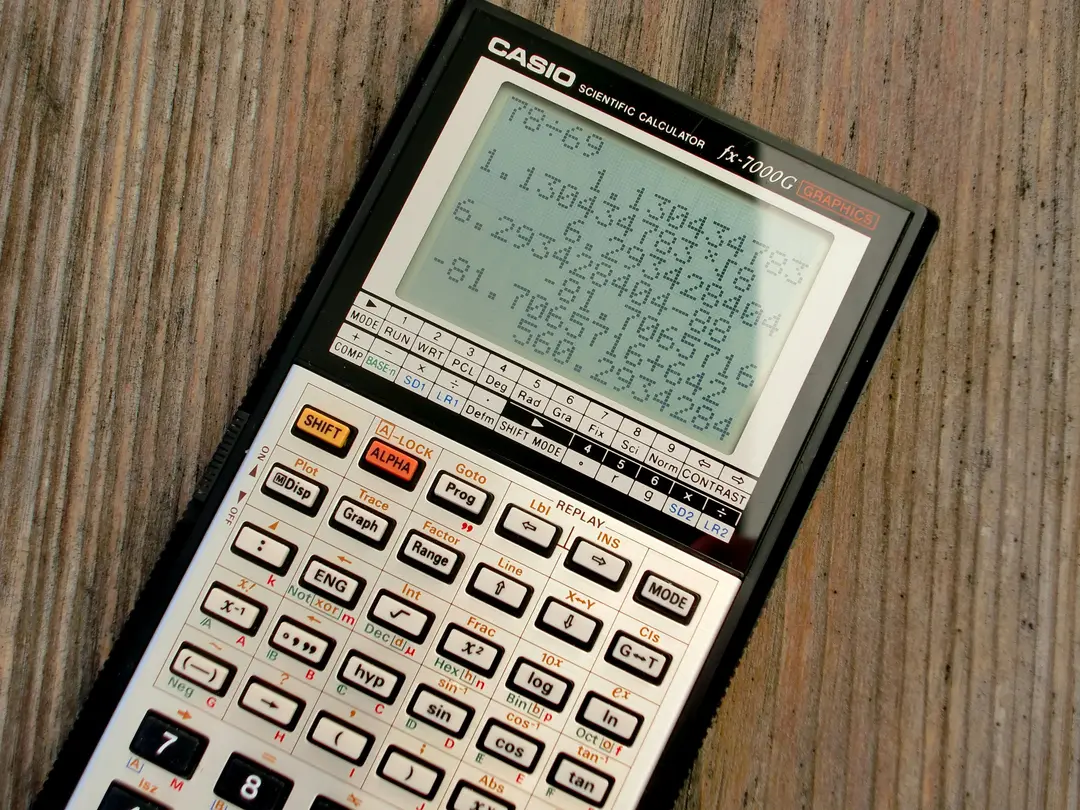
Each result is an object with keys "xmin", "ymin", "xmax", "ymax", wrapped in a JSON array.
[{"xmin": 67, "ymin": 365, "xmax": 739, "ymax": 809}]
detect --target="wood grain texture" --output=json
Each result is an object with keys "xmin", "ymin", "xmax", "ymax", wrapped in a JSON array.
[{"xmin": 0, "ymin": 0, "xmax": 1076, "ymax": 807}]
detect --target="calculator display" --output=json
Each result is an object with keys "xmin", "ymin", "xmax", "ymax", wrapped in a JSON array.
[{"xmin": 397, "ymin": 86, "xmax": 833, "ymax": 453}]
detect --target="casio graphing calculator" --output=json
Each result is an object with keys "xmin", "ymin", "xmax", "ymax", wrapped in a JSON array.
[{"xmin": 37, "ymin": 3, "xmax": 937, "ymax": 809}]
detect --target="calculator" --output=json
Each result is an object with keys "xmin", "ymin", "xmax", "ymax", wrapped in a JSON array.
[{"xmin": 36, "ymin": 2, "xmax": 937, "ymax": 809}]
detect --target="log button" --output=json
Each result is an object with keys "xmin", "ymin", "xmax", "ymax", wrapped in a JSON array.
[
  {"xmin": 291, "ymin": 405, "xmax": 356, "ymax": 457},
  {"xmin": 359, "ymin": 438, "xmax": 425, "ymax": 490}
]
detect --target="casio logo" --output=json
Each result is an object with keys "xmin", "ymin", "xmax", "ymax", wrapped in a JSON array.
[{"xmin": 488, "ymin": 37, "xmax": 576, "ymax": 87}]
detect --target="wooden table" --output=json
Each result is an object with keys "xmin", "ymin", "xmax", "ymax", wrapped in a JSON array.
[{"xmin": 1, "ymin": 0, "xmax": 1077, "ymax": 807}]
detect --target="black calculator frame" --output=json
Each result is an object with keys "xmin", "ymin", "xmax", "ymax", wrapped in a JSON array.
[{"xmin": 34, "ymin": 2, "xmax": 937, "ymax": 808}]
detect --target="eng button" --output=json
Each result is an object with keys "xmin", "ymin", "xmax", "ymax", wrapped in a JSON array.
[{"xmin": 299, "ymin": 555, "xmax": 365, "ymax": 610}]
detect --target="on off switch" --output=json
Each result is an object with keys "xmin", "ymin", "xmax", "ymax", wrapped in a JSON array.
[
  {"xmin": 291, "ymin": 405, "xmax": 355, "ymax": 457},
  {"xmin": 359, "ymin": 438, "xmax": 424, "ymax": 490}
]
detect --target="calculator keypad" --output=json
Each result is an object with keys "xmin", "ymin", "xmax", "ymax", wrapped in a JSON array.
[{"xmin": 74, "ymin": 368, "xmax": 740, "ymax": 809}]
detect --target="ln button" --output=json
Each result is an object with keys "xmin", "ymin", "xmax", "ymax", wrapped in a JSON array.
[
  {"xmin": 495, "ymin": 505, "xmax": 561, "ymax": 557},
  {"xmin": 261, "ymin": 463, "xmax": 328, "ymax": 517},
  {"xmin": 547, "ymin": 753, "xmax": 614, "ymax": 807},
  {"xmin": 426, "ymin": 470, "xmax": 492, "ymax": 521},
  {"xmin": 306, "ymin": 710, "xmax": 374, "ymax": 764},
  {"xmin": 230, "ymin": 523, "xmax": 297, "ymax": 575},
  {"xmin": 360, "ymin": 438, "xmax": 424, "ymax": 490},
  {"xmin": 633, "ymin": 570, "xmax": 700, "ymax": 624},
  {"xmin": 291, "ymin": 404, "xmax": 356, "ymax": 457},
  {"xmin": 377, "ymin": 746, "xmax": 444, "ymax": 800},
  {"xmin": 169, "ymin": 643, "xmax": 236, "ymax": 695},
  {"xmin": 576, "ymin": 691, "xmax": 644, "ymax": 745},
  {"xmin": 563, "ymin": 537, "xmax": 631, "ymax": 591}
]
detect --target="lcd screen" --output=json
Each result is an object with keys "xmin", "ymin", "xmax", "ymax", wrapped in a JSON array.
[{"xmin": 398, "ymin": 85, "xmax": 833, "ymax": 453}]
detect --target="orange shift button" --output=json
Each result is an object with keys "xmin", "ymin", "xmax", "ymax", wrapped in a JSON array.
[
  {"xmin": 292, "ymin": 405, "xmax": 356, "ymax": 457},
  {"xmin": 360, "ymin": 438, "xmax": 425, "ymax": 491}
]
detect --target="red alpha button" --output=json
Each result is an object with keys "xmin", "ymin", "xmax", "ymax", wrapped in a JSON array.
[{"xmin": 360, "ymin": 438, "xmax": 425, "ymax": 490}]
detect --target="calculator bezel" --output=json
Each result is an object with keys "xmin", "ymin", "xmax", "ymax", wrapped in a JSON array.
[{"xmin": 34, "ymin": 2, "xmax": 937, "ymax": 808}]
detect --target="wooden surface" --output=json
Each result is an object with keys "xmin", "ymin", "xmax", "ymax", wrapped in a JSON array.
[{"xmin": 0, "ymin": 0, "xmax": 1077, "ymax": 807}]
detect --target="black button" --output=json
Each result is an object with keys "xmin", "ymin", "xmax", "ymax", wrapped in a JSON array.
[
  {"xmin": 568, "ymin": 434, "xmax": 607, "ymax": 460},
  {"xmin": 128, "ymin": 710, "xmax": 208, "ymax": 778},
  {"xmin": 600, "ymin": 450, "xmax": 640, "ymax": 478},
  {"xmin": 310, "ymin": 798, "xmax": 350, "ymax": 810},
  {"xmin": 214, "ymin": 753, "xmax": 294, "ymax": 810},
  {"xmin": 668, "ymin": 482, "xmax": 708, "ymax": 510},
  {"xmin": 98, "ymin": 782, "xmax": 171, "ymax": 810}
]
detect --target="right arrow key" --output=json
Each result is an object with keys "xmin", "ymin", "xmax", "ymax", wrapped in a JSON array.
[{"xmin": 563, "ymin": 537, "xmax": 631, "ymax": 591}]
